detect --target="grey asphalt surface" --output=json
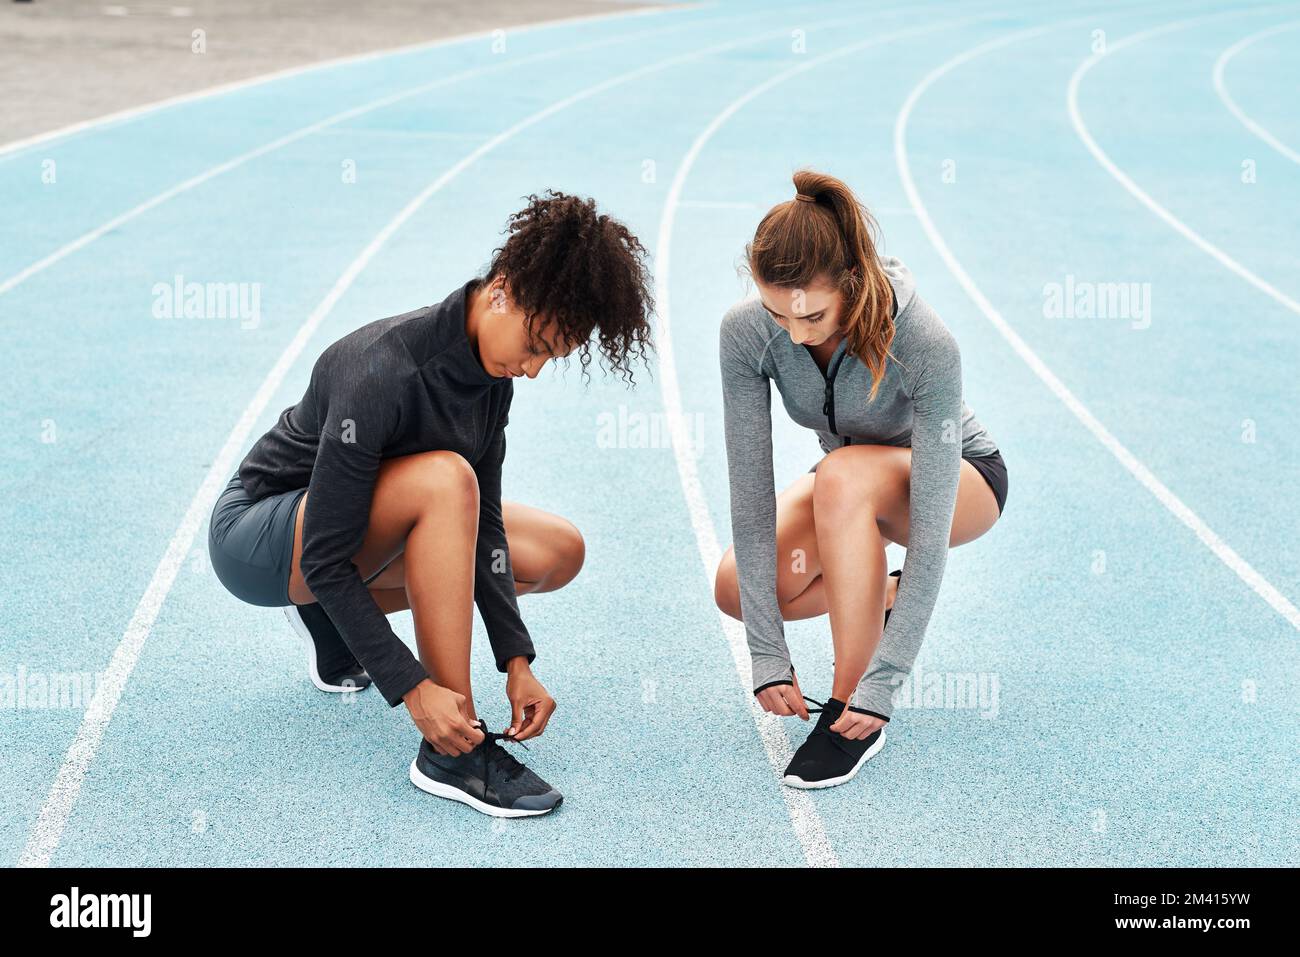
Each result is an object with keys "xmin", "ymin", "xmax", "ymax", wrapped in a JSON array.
[{"xmin": 1, "ymin": 0, "xmax": 664, "ymax": 145}]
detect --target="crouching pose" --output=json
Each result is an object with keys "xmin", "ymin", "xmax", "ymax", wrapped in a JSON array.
[
  {"xmin": 716, "ymin": 170, "xmax": 1007, "ymax": 789},
  {"xmin": 209, "ymin": 190, "xmax": 654, "ymax": 817}
]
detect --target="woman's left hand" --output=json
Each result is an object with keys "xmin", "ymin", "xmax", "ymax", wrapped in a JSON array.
[
  {"xmin": 505, "ymin": 659, "xmax": 556, "ymax": 741},
  {"xmin": 829, "ymin": 709, "xmax": 886, "ymax": 740}
]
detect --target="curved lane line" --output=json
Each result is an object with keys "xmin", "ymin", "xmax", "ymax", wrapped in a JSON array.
[
  {"xmin": 15, "ymin": 0, "xmax": 929, "ymax": 870},
  {"xmin": 1067, "ymin": 6, "xmax": 1300, "ymax": 317},
  {"xmin": 654, "ymin": 8, "xmax": 1016, "ymax": 869},
  {"xmin": 895, "ymin": 14, "xmax": 1300, "ymax": 642},
  {"xmin": 0, "ymin": 5, "xmax": 799, "ymax": 298},
  {"xmin": 1212, "ymin": 19, "xmax": 1300, "ymax": 164}
]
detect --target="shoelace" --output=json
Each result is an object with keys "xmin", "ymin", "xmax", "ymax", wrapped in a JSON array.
[
  {"xmin": 477, "ymin": 724, "xmax": 530, "ymax": 795},
  {"xmin": 799, "ymin": 696, "xmax": 858, "ymax": 754}
]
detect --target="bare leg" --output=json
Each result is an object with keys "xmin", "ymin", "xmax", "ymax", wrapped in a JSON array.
[
  {"xmin": 715, "ymin": 472, "xmax": 902, "ymax": 623},
  {"xmin": 368, "ymin": 588, "xmax": 412, "ymax": 615},
  {"xmin": 287, "ymin": 451, "xmax": 482, "ymax": 718},
  {"xmin": 714, "ymin": 446, "xmax": 1002, "ymax": 699},
  {"xmin": 287, "ymin": 456, "xmax": 586, "ymax": 720},
  {"xmin": 812, "ymin": 449, "xmax": 897, "ymax": 702},
  {"xmin": 362, "ymin": 500, "xmax": 585, "ymax": 601},
  {"xmin": 401, "ymin": 455, "xmax": 479, "ymax": 716}
]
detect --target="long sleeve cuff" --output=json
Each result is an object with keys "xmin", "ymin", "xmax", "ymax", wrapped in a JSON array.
[
  {"xmin": 476, "ymin": 580, "xmax": 536, "ymax": 672},
  {"xmin": 489, "ymin": 636, "xmax": 535, "ymax": 673},
  {"xmin": 379, "ymin": 656, "xmax": 432, "ymax": 709},
  {"xmin": 306, "ymin": 576, "xmax": 432, "ymax": 709},
  {"xmin": 849, "ymin": 664, "xmax": 906, "ymax": 721},
  {"xmin": 750, "ymin": 653, "xmax": 794, "ymax": 695}
]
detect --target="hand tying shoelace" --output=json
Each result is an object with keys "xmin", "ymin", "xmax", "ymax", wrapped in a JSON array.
[
  {"xmin": 797, "ymin": 696, "xmax": 862, "ymax": 753},
  {"xmin": 781, "ymin": 693, "xmax": 885, "ymax": 790},
  {"xmin": 409, "ymin": 717, "xmax": 563, "ymax": 816},
  {"xmin": 477, "ymin": 723, "xmax": 531, "ymax": 792}
]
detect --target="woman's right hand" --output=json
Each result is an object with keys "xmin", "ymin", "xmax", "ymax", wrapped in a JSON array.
[
  {"xmin": 402, "ymin": 679, "xmax": 484, "ymax": 755},
  {"xmin": 755, "ymin": 669, "xmax": 810, "ymax": 720}
]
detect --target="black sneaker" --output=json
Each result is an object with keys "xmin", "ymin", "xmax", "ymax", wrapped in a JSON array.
[
  {"xmin": 409, "ymin": 721, "xmax": 563, "ymax": 818},
  {"xmin": 782, "ymin": 696, "xmax": 886, "ymax": 789},
  {"xmin": 883, "ymin": 568, "xmax": 902, "ymax": 626},
  {"xmin": 282, "ymin": 603, "xmax": 371, "ymax": 693}
]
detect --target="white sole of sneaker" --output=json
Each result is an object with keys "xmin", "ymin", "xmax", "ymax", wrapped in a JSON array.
[
  {"xmin": 782, "ymin": 728, "xmax": 887, "ymax": 790},
  {"xmin": 408, "ymin": 759, "xmax": 557, "ymax": 818},
  {"xmin": 282, "ymin": 606, "xmax": 366, "ymax": 694}
]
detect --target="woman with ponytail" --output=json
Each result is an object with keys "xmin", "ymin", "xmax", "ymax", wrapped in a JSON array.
[{"xmin": 714, "ymin": 170, "xmax": 1007, "ymax": 789}]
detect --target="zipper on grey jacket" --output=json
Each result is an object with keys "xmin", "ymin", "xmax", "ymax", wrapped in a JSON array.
[{"xmin": 817, "ymin": 339, "xmax": 853, "ymax": 447}]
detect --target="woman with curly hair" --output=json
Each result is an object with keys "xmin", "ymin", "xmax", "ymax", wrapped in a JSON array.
[
  {"xmin": 714, "ymin": 170, "xmax": 1007, "ymax": 789},
  {"xmin": 208, "ymin": 191, "xmax": 654, "ymax": 817}
]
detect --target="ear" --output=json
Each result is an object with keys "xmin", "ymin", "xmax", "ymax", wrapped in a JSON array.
[{"xmin": 488, "ymin": 276, "xmax": 510, "ymax": 314}]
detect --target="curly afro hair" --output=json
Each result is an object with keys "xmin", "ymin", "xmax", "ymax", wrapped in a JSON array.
[{"xmin": 484, "ymin": 190, "xmax": 655, "ymax": 386}]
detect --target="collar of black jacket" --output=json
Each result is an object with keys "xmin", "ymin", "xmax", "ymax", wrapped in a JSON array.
[{"xmin": 437, "ymin": 276, "xmax": 504, "ymax": 389}]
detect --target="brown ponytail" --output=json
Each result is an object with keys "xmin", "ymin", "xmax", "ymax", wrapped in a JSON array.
[{"xmin": 743, "ymin": 169, "xmax": 896, "ymax": 400}]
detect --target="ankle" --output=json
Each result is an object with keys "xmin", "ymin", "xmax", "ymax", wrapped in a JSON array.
[{"xmin": 830, "ymin": 678, "xmax": 859, "ymax": 703}]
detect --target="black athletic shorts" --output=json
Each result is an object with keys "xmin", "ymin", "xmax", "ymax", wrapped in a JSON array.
[
  {"xmin": 208, "ymin": 471, "xmax": 307, "ymax": 607},
  {"xmin": 809, "ymin": 446, "xmax": 1008, "ymax": 516},
  {"xmin": 963, "ymin": 449, "xmax": 1008, "ymax": 516},
  {"xmin": 209, "ymin": 471, "xmax": 396, "ymax": 607}
]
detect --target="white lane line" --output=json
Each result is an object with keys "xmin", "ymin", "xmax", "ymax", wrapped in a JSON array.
[
  {"xmin": 0, "ymin": 2, "xmax": 697, "ymax": 159},
  {"xmin": 1067, "ymin": 6, "xmax": 1300, "ymax": 318},
  {"xmin": 1213, "ymin": 19, "xmax": 1300, "ymax": 165},
  {"xmin": 14, "ymin": 0, "xmax": 925, "ymax": 870},
  {"xmin": 654, "ymin": 9, "xmax": 1007, "ymax": 870},
  {"xmin": 0, "ymin": 9, "xmax": 732, "ymax": 298},
  {"xmin": 895, "ymin": 19, "xmax": 1300, "ymax": 632},
  {"xmin": 0, "ymin": 0, "xmax": 875, "ymax": 299}
]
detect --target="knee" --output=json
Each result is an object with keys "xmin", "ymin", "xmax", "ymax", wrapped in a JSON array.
[
  {"xmin": 414, "ymin": 450, "xmax": 479, "ymax": 509},
  {"xmin": 714, "ymin": 553, "xmax": 741, "ymax": 619},
  {"xmin": 812, "ymin": 448, "xmax": 874, "ymax": 517},
  {"xmin": 547, "ymin": 519, "xmax": 585, "ymax": 589}
]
